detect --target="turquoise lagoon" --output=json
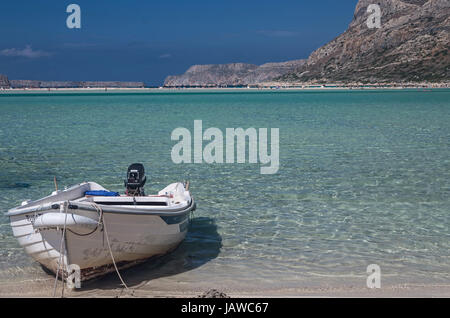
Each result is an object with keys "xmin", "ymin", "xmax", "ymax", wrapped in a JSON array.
[{"xmin": 0, "ymin": 89, "xmax": 448, "ymax": 290}]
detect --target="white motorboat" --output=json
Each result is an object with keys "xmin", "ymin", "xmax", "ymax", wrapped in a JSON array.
[{"xmin": 6, "ymin": 163, "xmax": 196, "ymax": 283}]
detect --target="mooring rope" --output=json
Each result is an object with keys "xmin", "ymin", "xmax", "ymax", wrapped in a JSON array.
[
  {"xmin": 52, "ymin": 201, "xmax": 129, "ymax": 296},
  {"xmin": 90, "ymin": 202, "xmax": 129, "ymax": 290},
  {"xmin": 53, "ymin": 201, "xmax": 68, "ymax": 297}
]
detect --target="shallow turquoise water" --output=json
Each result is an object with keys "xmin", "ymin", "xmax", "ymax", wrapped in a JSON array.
[{"xmin": 0, "ymin": 89, "xmax": 449, "ymax": 289}]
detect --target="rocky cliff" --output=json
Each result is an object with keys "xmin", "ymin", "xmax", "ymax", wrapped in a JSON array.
[
  {"xmin": 164, "ymin": 0, "xmax": 449, "ymax": 86},
  {"xmin": 164, "ymin": 60, "xmax": 306, "ymax": 87},
  {"xmin": 165, "ymin": 63, "xmax": 258, "ymax": 87},
  {"xmin": 0, "ymin": 74, "xmax": 10, "ymax": 88},
  {"xmin": 279, "ymin": 0, "xmax": 450, "ymax": 83}
]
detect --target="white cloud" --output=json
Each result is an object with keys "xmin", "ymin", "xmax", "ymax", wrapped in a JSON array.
[
  {"xmin": 0, "ymin": 45, "xmax": 52, "ymax": 58},
  {"xmin": 159, "ymin": 53, "xmax": 172, "ymax": 59}
]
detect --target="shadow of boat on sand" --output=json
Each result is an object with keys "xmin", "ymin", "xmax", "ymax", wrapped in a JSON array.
[{"xmin": 77, "ymin": 216, "xmax": 222, "ymax": 291}]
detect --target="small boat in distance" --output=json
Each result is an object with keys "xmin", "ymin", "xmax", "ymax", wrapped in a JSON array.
[{"xmin": 6, "ymin": 163, "xmax": 196, "ymax": 283}]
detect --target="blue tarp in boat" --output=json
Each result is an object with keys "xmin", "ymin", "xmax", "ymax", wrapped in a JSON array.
[{"xmin": 85, "ymin": 190, "xmax": 120, "ymax": 197}]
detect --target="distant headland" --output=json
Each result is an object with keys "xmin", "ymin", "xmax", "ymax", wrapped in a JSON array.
[{"xmin": 0, "ymin": 75, "xmax": 144, "ymax": 89}]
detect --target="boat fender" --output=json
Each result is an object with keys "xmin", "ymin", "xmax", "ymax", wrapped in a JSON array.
[{"xmin": 33, "ymin": 213, "xmax": 99, "ymax": 230}]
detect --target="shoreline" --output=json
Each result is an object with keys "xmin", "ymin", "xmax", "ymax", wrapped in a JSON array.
[
  {"xmin": 0, "ymin": 85, "xmax": 449, "ymax": 93},
  {"xmin": 1, "ymin": 265, "xmax": 448, "ymax": 298},
  {"xmin": 0, "ymin": 277, "xmax": 448, "ymax": 297}
]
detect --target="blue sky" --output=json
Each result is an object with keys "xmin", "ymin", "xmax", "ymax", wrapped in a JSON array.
[{"xmin": 0, "ymin": 0, "xmax": 358, "ymax": 85}]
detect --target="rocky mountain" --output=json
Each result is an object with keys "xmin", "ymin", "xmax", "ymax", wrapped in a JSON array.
[
  {"xmin": 242, "ymin": 60, "xmax": 307, "ymax": 84},
  {"xmin": 9, "ymin": 80, "xmax": 145, "ymax": 88},
  {"xmin": 278, "ymin": 0, "xmax": 450, "ymax": 83},
  {"xmin": 0, "ymin": 74, "xmax": 10, "ymax": 88},
  {"xmin": 165, "ymin": 63, "xmax": 258, "ymax": 87},
  {"xmin": 164, "ymin": 0, "xmax": 448, "ymax": 86},
  {"xmin": 164, "ymin": 60, "xmax": 306, "ymax": 87}
]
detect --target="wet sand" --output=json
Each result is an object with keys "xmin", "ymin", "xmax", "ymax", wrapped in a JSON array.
[{"xmin": 0, "ymin": 274, "xmax": 448, "ymax": 298}]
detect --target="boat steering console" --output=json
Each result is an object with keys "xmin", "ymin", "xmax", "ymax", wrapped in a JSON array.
[{"xmin": 124, "ymin": 163, "xmax": 147, "ymax": 196}]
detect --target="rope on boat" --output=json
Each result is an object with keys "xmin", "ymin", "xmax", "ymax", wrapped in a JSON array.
[
  {"xmin": 52, "ymin": 201, "xmax": 129, "ymax": 296},
  {"xmin": 90, "ymin": 202, "xmax": 129, "ymax": 290},
  {"xmin": 53, "ymin": 201, "xmax": 68, "ymax": 298}
]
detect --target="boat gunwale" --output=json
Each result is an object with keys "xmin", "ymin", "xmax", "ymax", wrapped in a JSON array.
[{"xmin": 6, "ymin": 197, "xmax": 196, "ymax": 217}]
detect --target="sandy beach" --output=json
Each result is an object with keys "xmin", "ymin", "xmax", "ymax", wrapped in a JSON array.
[
  {"xmin": 0, "ymin": 257, "xmax": 449, "ymax": 298},
  {"xmin": 0, "ymin": 275, "xmax": 448, "ymax": 298}
]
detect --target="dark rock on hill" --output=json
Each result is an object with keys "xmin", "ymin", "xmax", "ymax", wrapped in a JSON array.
[
  {"xmin": 0, "ymin": 74, "xmax": 10, "ymax": 88},
  {"xmin": 196, "ymin": 289, "xmax": 230, "ymax": 298}
]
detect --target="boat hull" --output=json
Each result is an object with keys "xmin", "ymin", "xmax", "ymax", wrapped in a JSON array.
[{"xmin": 9, "ymin": 207, "xmax": 191, "ymax": 281}]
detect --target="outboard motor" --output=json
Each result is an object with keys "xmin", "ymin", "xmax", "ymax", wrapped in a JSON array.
[{"xmin": 124, "ymin": 163, "xmax": 147, "ymax": 196}]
